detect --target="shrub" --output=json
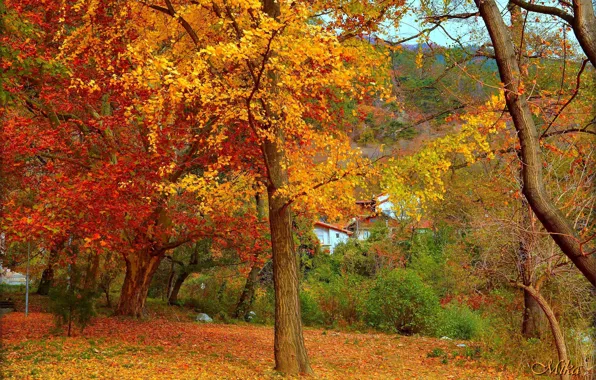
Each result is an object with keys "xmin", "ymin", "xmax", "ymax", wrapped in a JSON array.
[
  {"xmin": 181, "ymin": 275, "xmax": 242, "ymax": 317},
  {"xmin": 365, "ymin": 269, "xmax": 440, "ymax": 335},
  {"xmin": 250, "ymin": 286, "xmax": 274, "ymax": 324},
  {"xmin": 49, "ymin": 285, "xmax": 97, "ymax": 336},
  {"xmin": 437, "ymin": 303, "xmax": 486, "ymax": 340},
  {"xmin": 300, "ymin": 290, "xmax": 323, "ymax": 326}
]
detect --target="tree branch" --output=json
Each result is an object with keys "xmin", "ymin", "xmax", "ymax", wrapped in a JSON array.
[{"xmin": 508, "ymin": 0, "xmax": 574, "ymax": 24}]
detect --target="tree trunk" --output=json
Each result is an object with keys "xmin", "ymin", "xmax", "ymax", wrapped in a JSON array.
[
  {"xmin": 234, "ymin": 193, "xmax": 266, "ymax": 320},
  {"xmin": 103, "ymin": 283, "xmax": 112, "ymax": 308},
  {"xmin": 264, "ymin": 137, "xmax": 313, "ymax": 375},
  {"xmin": 37, "ymin": 247, "xmax": 60, "ymax": 295},
  {"xmin": 517, "ymin": 284, "xmax": 570, "ymax": 380},
  {"xmin": 83, "ymin": 252, "xmax": 101, "ymax": 291},
  {"xmin": 167, "ymin": 242, "xmax": 202, "ymax": 305},
  {"xmin": 259, "ymin": 0, "xmax": 312, "ymax": 374},
  {"xmin": 37, "ymin": 266, "xmax": 54, "ymax": 296},
  {"xmin": 168, "ymin": 271, "xmax": 189, "ymax": 306},
  {"xmin": 165, "ymin": 260, "xmax": 175, "ymax": 301},
  {"xmin": 116, "ymin": 253, "xmax": 163, "ymax": 317},
  {"xmin": 508, "ymin": 0, "xmax": 596, "ymax": 67},
  {"xmin": 522, "ymin": 289, "xmax": 546, "ymax": 338},
  {"xmin": 234, "ymin": 264, "xmax": 259, "ymax": 320},
  {"xmin": 571, "ymin": 0, "xmax": 596, "ymax": 67},
  {"xmin": 476, "ymin": 0, "xmax": 596, "ymax": 286}
]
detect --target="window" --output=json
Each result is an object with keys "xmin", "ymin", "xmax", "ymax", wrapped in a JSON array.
[{"xmin": 336, "ymin": 233, "xmax": 339, "ymax": 238}]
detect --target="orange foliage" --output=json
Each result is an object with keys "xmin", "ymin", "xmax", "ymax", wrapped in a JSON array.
[{"xmin": 2, "ymin": 312, "xmax": 526, "ymax": 379}]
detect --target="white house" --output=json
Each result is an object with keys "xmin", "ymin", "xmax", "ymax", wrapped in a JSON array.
[
  {"xmin": 314, "ymin": 221, "xmax": 352, "ymax": 253},
  {"xmin": 0, "ymin": 267, "xmax": 27, "ymax": 285}
]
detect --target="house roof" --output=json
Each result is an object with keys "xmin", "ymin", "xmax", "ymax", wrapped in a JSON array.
[{"xmin": 314, "ymin": 221, "xmax": 353, "ymax": 235}]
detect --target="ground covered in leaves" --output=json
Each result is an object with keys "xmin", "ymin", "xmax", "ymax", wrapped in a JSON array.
[{"xmin": 1, "ymin": 312, "xmax": 527, "ymax": 379}]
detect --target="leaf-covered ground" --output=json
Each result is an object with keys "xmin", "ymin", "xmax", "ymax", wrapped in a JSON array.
[{"xmin": 1, "ymin": 312, "xmax": 526, "ymax": 379}]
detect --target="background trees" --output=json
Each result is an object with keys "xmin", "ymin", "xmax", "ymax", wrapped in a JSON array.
[{"xmin": 1, "ymin": 0, "xmax": 594, "ymax": 377}]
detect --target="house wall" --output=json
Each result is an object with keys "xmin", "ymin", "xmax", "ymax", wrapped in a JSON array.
[
  {"xmin": 314, "ymin": 226, "xmax": 349, "ymax": 253},
  {"xmin": 314, "ymin": 226, "xmax": 330, "ymax": 247},
  {"xmin": 357, "ymin": 230, "xmax": 371, "ymax": 240},
  {"xmin": 0, "ymin": 272, "xmax": 27, "ymax": 285}
]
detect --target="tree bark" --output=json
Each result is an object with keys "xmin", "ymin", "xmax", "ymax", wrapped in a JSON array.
[
  {"xmin": 37, "ymin": 266, "xmax": 54, "ymax": 296},
  {"xmin": 571, "ymin": 0, "xmax": 596, "ymax": 67},
  {"xmin": 476, "ymin": 0, "xmax": 596, "ymax": 286},
  {"xmin": 83, "ymin": 252, "xmax": 101, "ymax": 291},
  {"xmin": 167, "ymin": 242, "xmax": 202, "ymax": 305},
  {"xmin": 234, "ymin": 264, "xmax": 259, "ymax": 320},
  {"xmin": 517, "ymin": 284, "xmax": 570, "ymax": 380},
  {"xmin": 37, "ymin": 247, "xmax": 60, "ymax": 295},
  {"xmin": 116, "ymin": 252, "xmax": 163, "ymax": 317},
  {"xmin": 522, "ymin": 289, "xmax": 546, "ymax": 338},
  {"xmin": 168, "ymin": 271, "xmax": 190, "ymax": 306},
  {"xmin": 165, "ymin": 259, "xmax": 175, "ymax": 301},
  {"xmin": 259, "ymin": 0, "xmax": 313, "ymax": 374},
  {"xmin": 264, "ymin": 137, "xmax": 313, "ymax": 375},
  {"xmin": 103, "ymin": 283, "xmax": 112, "ymax": 308}
]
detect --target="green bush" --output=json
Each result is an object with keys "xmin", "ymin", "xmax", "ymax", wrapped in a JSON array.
[
  {"xmin": 0, "ymin": 284, "xmax": 26, "ymax": 294},
  {"xmin": 365, "ymin": 269, "xmax": 440, "ymax": 335},
  {"xmin": 300, "ymin": 290, "xmax": 323, "ymax": 326},
  {"xmin": 310, "ymin": 275, "xmax": 369, "ymax": 327},
  {"xmin": 437, "ymin": 304, "xmax": 486, "ymax": 340},
  {"xmin": 181, "ymin": 275, "xmax": 242, "ymax": 317}
]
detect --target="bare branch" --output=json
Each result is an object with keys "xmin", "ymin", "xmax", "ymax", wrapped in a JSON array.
[
  {"xmin": 508, "ymin": 0, "xmax": 574, "ymax": 24},
  {"xmin": 541, "ymin": 59, "xmax": 589, "ymax": 138}
]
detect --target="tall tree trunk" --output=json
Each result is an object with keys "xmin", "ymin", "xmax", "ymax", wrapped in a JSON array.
[
  {"xmin": 265, "ymin": 137, "xmax": 313, "ymax": 374},
  {"xmin": 259, "ymin": 0, "xmax": 313, "ymax": 374},
  {"xmin": 99, "ymin": 251, "xmax": 115, "ymax": 308},
  {"xmin": 116, "ymin": 252, "xmax": 163, "ymax": 317},
  {"xmin": 165, "ymin": 259, "xmax": 175, "ymax": 301},
  {"xmin": 571, "ymin": 0, "xmax": 596, "ymax": 67},
  {"xmin": 476, "ymin": 0, "xmax": 596, "ymax": 286},
  {"xmin": 507, "ymin": 4, "xmax": 547, "ymax": 338},
  {"xmin": 517, "ymin": 284, "xmax": 570, "ymax": 380},
  {"xmin": 103, "ymin": 283, "xmax": 112, "ymax": 308}
]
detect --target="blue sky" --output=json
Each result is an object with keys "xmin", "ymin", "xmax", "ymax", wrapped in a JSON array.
[{"xmin": 391, "ymin": 2, "xmax": 573, "ymax": 48}]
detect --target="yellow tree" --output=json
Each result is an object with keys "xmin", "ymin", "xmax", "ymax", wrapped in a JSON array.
[{"xmin": 59, "ymin": 0, "xmax": 398, "ymax": 374}]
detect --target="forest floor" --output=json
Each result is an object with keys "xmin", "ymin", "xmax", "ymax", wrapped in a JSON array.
[{"xmin": 0, "ymin": 297, "xmax": 530, "ymax": 379}]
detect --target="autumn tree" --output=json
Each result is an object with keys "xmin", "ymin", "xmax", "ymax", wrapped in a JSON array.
[
  {"xmin": 472, "ymin": 0, "xmax": 596, "ymax": 286},
  {"xmin": 4, "ymin": 0, "xmax": 402, "ymax": 373},
  {"xmin": 1, "ymin": 0, "xmax": 264, "ymax": 317}
]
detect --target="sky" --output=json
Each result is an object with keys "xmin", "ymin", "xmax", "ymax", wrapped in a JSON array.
[
  {"xmin": 396, "ymin": 10, "xmax": 479, "ymax": 47},
  {"xmin": 390, "ymin": 1, "xmax": 574, "ymax": 48}
]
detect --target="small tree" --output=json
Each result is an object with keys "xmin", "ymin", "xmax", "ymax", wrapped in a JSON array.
[{"xmin": 49, "ymin": 278, "xmax": 97, "ymax": 336}]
